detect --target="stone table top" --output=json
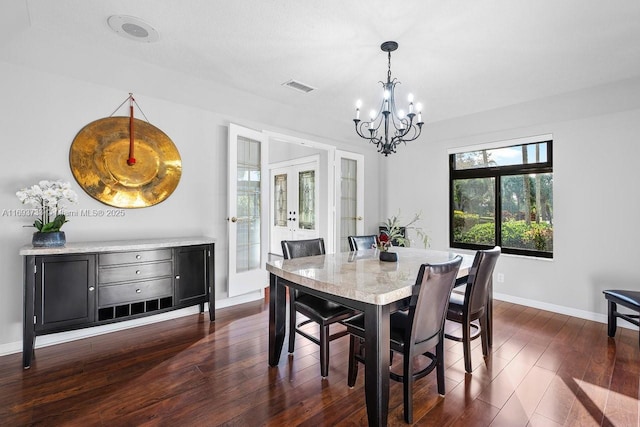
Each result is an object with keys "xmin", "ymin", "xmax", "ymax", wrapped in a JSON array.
[{"xmin": 266, "ymin": 247, "xmax": 474, "ymax": 306}]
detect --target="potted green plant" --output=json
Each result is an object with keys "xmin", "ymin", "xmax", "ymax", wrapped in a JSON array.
[
  {"xmin": 378, "ymin": 211, "xmax": 429, "ymax": 261},
  {"xmin": 16, "ymin": 180, "xmax": 78, "ymax": 247}
]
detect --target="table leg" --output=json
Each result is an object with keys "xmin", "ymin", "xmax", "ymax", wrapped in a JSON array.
[
  {"xmin": 364, "ymin": 303, "xmax": 390, "ymax": 427},
  {"xmin": 268, "ymin": 273, "xmax": 286, "ymax": 366}
]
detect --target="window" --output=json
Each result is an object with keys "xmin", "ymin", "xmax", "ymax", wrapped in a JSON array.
[{"xmin": 450, "ymin": 137, "xmax": 553, "ymax": 258}]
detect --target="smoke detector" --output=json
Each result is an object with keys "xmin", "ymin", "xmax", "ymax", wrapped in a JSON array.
[{"xmin": 107, "ymin": 15, "xmax": 159, "ymax": 43}]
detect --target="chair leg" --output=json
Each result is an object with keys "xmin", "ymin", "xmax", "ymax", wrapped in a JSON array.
[
  {"xmin": 347, "ymin": 336, "xmax": 359, "ymax": 387},
  {"xmin": 479, "ymin": 312, "xmax": 489, "ymax": 357},
  {"xmin": 436, "ymin": 339, "xmax": 445, "ymax": 396},
  {"xmin": 607, "ymin": 300, "xmax": 617, "ymax": 338},
  {"xmin": 403, "ymin": 352, "xmax": 413, "ymax": 424},
  {"xmin": 320, "ymin": 325, "xmax": 330, "ymax": 378},
  {"xmin": 462, "ymin": 315, "xmax": 472, "ymax": 373}
]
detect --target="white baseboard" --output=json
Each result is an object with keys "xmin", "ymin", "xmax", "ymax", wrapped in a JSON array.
[
  {"xmin": 0, "ymin": 289, "xmax": 264, "ymax": 357},
  {"xmin": 493, "ymin": 292, "xmax": 635, "ymax": 330}
]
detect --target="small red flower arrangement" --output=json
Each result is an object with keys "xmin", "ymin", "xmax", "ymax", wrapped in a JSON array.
[{"xmin": 378, "ymin": 232, "xmax": 392, "ymax": 252}]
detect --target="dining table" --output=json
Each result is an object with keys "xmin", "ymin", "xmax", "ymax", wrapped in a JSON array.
[{"xmin": 266, "ymin": 247, "xmax": 478, "ymax": 427}]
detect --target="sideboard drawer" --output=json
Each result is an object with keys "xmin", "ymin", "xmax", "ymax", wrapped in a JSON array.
[
  {"xmin": 99, "ymin": 249, "xmax": 172, "ymax": 266},
  {"xmin": 99, "ymin": 261, "xmax": 172, "ymax": 284},
  {"xmin": 99, "ymin": 278, "xmax": 173, "ymax": 306}
]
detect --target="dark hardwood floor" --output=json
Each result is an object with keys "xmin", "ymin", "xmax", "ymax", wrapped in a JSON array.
[{"xmin": 1, "ymin": 297, "xmax": 638, "ymax": 426}]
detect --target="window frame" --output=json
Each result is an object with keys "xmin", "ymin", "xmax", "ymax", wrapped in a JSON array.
[{"xmin": 449, "ymin": 139, "xmax": 553, "ymax": 258}]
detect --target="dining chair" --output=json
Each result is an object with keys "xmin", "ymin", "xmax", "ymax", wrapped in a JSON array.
[
  {"xmin": 344, "ymin": 256, "xmax": 463, "ymax": 423},
  {"xmin": 347, "ymin": 235, "xmax": 379, "ymax": 251},
  {"xmin": 445, "ymin": 246, "xmax": 501, "ymax": 373},
  {"xmin": 281, "ymin": 238, "xmax": 357, "ymax": 377}
]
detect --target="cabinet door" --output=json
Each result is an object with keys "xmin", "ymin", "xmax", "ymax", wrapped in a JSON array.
[
  {"xmin": 175, "ymin": 245, "xmax": 210, "ymax": 305},
  {"xmin": 35, "ymin": 254, "xmax": 96, "ymax": 332}
]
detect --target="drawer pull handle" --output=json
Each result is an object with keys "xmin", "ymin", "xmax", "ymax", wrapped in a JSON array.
[
  {"xmin": 136, "ymin": 289, "xmax": 141, "ymax": 293},
  {"xmin": 136, "ymin": 255, "xmax": 142, "ymax": 260},
  {"xmin": 89, "ymin": 286, "xmax": 95, "ymax": 292},
  {"xmin": 136, "ymin": 270, "xmax": 141, "ymax": 275}
]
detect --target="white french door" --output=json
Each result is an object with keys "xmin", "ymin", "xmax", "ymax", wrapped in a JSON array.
[
  {"xmin": 335, "ymin": 150, "xmax": 365, "ymax": 253},
  {"xmin": 270, "ymin": 156, "xmax": 320, "ymax": 256},
  {"xmin": 227, "ymin": 123, "xmax": 269, "ymax": 297}
]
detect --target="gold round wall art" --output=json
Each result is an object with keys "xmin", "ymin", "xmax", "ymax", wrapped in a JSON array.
[{"xmin": 69, "ymin": 117, "xmax": 181, "ymax": 208}]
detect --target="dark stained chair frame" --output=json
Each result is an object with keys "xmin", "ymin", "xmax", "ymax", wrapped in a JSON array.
[
  {"xmin": 603, "ymin": 289, "xmax": 640, "ymax": 347},
  {"xmin": 445, "ymin": 246, "xmax": 501, "ymax": 373},
  {"xmin": 281, "ymin": 238, "xmax": 357, "ymax": 377},
  {"xmin": 347, "ymin": 235, "xmax": 379, "ymax": 251},
  {"xmin": 344, "ymin": 256, "xmax": 463, "ymax": 423}
]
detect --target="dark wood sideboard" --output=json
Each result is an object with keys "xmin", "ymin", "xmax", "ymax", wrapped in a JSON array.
[{"xmin": 20, "ymin": 237, "xmax": 216, "ymax": 369}]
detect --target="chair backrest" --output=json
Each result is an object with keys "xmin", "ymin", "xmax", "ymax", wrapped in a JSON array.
[
  {"xmin": 409, "ymin": 256, "xmax": 463, "ymax": 349},
  {"xmin": 464, "ymin": 246, "xmax": 501, "ymax": 315},
  {"xmin": 281, "ymin": 238, "xmax": 326, "ymax": 260},
  {"xmin": 347, "ymin": 235, "xmax": 378, "ymax": 251}
]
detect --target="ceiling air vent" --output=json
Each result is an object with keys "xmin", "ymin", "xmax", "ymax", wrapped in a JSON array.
[{"xmin": 281, "ymin": 79, "xmax": 315, "ymax": 93}]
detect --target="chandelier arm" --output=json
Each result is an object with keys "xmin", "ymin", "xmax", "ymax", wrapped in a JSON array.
[
  {"xmin": 399, "ymin": 123, "xmax": 423, "ymax": 143},
  {"xmin": 354, "ymin": 120, "xmax": 374, "ymax": 140},
  {"xmin": 354, "ymin": 120, "xmax": 387, "ymax": 149}
]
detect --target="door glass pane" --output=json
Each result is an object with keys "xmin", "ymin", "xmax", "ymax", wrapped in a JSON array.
[
  {"xmin": 274, "ymin": 173, "xmax": 288, "ymax": 227},
  {"xmin": 236, "ymin": 136, "xmax": 261, "ymax": 273},
  {"xmin": 340, "ymin": 158, "xmax": 357, "ymax": 252},
  {"xmin": 298, "ymin": 170, "xmax": 315, "ymax": 230},
  {"xmin": 452, "ymin": 177, "xmax": 495, "ymax": 246},
  {"xmin": 501, "ymin": 173, "xmax": 553, "ymax": 253}
]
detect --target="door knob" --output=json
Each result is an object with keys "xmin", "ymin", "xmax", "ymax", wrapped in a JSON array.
[
  {"xmin": 228, "ymin": 216, "xmax": 238, "ymax": 223},
  {"xmin": 357, "ymin": 216, "xmax": 363, "ymax": 220}
]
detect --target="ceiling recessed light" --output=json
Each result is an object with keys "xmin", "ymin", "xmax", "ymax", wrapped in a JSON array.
[{"xmin": 107, "ymin": 15, "xmax": 159, "ymax": 43}]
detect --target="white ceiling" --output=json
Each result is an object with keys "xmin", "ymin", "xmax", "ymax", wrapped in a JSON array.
[{"xmin": 4, "ymin": 0, "xmax": 640, "ymax": 125}]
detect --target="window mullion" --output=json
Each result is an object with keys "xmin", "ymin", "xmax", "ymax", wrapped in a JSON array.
[{"xmin": 495, "ymin": 175, "xmax": 501, "ymax": 248}]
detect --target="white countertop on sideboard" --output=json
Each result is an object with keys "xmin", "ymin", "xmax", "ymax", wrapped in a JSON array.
[{"xmin": 19, "ymin": 236, "xmax": 216, "ymax": 256}]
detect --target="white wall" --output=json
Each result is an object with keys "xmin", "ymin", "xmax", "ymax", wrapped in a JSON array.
[{"xmin": 383, "ymin": 78, "xmax": 640, "ymax": 320}]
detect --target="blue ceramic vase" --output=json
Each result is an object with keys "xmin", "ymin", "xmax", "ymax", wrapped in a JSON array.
[
  {"xmin": 32, "ymin": 231, "xmax": 66, "ymax": 248},
  {"xmin": 379, "ymin": 251, "xmax": 398, "ymax": 262}
]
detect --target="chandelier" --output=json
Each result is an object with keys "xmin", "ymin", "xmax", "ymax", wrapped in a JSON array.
[{"xmin": 353, "ymin": 41, "xmax": 424, "ymax": 156}]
